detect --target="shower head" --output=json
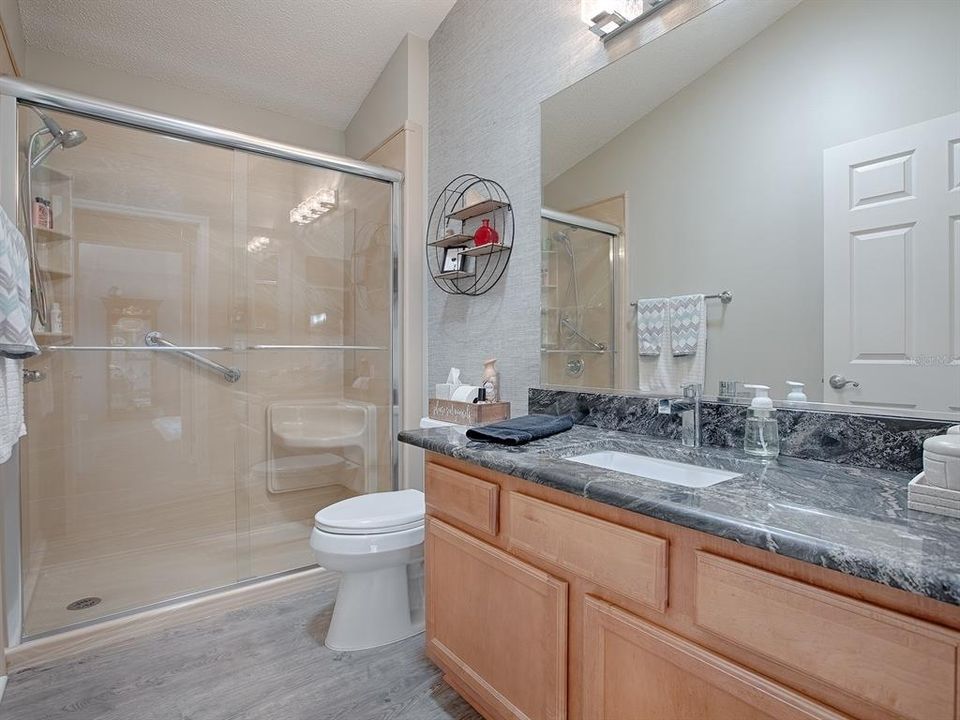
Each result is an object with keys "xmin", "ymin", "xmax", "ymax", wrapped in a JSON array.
[
  {"xmin": 61, "ymin": 128, "xmax": 87, "ymax": 148},
  {"xmin": 28, "ymin": 107, "xmax": 86, "ymax": 168}
]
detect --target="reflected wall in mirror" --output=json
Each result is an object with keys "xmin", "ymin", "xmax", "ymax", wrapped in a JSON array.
[{"xmin": 541, "ymin": 0, "xmax": 960, "ymax": 418}]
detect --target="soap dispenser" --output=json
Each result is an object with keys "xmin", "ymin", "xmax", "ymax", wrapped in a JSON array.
[
  {"xmin": 785, "ymin": 381, "xmax": 807, "ymax": 403},
  {"xmin": 744, "ymin": 384, "xmax": 780, "ymax": 458}
]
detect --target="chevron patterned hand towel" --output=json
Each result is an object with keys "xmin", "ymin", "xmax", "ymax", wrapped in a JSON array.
[
  {"xmin": 669, "ymin": 294, "xmax": 704, "ymax": 356},
  {"xmin": 635, "ymin": 298, "xmax": 666, "ymax": 356},
  {"xmin": 0, "ymin": 206, "xmax": 39, "ymax": 360}
]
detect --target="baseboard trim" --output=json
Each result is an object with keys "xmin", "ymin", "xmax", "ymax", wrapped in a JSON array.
[{"xmin": 6, "ymin": 567, "xmax": 336, "ymax": 671}]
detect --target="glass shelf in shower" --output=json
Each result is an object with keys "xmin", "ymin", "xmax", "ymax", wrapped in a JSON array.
[{"xmin": 33, "ymin": 227, "xmax": 71, "ymax": 243}]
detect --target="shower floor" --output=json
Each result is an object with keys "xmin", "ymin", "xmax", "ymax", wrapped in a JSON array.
[{"xmin": 22, "ymin": 484, "xmax": 355, "ymax": 637}]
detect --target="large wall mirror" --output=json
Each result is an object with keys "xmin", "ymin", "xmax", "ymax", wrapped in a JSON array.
[{"xmin": 540, "ymin": 0, "xmax": 959, "ymax": 419}]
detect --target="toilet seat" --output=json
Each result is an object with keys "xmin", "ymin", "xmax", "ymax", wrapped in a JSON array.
[{"xmin": 314, "ymin": 488, "xmax": 424, "ymax": 535}]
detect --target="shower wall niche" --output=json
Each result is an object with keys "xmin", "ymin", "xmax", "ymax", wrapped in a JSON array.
[{"xmin": 12, "ymin": 104, "xmax": 397, "ymax": 638}]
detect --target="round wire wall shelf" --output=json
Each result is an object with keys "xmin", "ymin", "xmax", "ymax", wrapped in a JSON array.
[{"xmin": 426, "ymin": 174, "xmax": 513, "ymax": 296}]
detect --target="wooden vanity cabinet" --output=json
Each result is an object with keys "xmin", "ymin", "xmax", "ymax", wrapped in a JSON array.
[
  {"xmin": 423, "ymin": 453, "xmax": 960, "ymax": 720},
  {"xmin": 426, "ymin": 518, "xmax": 568, "ymax": 720}
]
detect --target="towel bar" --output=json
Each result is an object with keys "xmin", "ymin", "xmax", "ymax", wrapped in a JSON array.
[{"xmin": 631, "ymin": 291, "xmax": 732, "ymax": 307}]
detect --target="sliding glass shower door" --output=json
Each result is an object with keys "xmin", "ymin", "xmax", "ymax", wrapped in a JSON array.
[{"xmin": 16, "ymin": 105, "xmax": 394, "ymax": 637}]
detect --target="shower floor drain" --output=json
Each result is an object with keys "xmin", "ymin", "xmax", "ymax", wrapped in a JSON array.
[{"xmin": 66, "ymin": 597, "xmax": 102, "ymax": 611}]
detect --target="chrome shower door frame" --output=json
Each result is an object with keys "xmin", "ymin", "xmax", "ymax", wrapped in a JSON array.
[{"xmin": 0, "ymin": 78, "xmax": 404, "ymax": 647}]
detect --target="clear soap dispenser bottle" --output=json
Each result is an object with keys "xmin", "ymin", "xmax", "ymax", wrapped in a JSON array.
[{"xmin": 743, "ymin": 384, "xmax": 779, "ymax": 458}]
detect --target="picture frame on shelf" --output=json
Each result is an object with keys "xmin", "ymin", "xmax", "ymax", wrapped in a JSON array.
[{"xmin": 442, "ymin": 246, "xmax": 474, "ymax": 275}]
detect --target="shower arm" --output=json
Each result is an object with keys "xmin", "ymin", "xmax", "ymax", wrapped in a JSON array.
[{"xmin": 145, "ymin": 331, "xmax": 241, "ymax": 383}]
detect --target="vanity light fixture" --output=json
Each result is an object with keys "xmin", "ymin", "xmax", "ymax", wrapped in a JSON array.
[
  {"xmin": 289, "ymin": 188, "xmax": 338, "ymax": 225},
  {"xmin": 582, "ymin": 0, "xmax": 673, "ymax": 40}
]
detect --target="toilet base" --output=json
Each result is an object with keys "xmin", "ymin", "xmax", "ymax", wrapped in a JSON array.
[{"xmin": 324, "ymin": 563, "xmax": 425, "ymax": 651}]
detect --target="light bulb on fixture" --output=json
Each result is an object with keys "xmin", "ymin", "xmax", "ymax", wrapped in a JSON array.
[
  {"xmin": 246, "ymin": 235, "xmax": 271, "ymax": 253},
  {"xmin": 581, "ymin": 0, "xmax": 645, "ymax": 38},
  {"xmin": 290, "ymin": 189, "xmax": 338, "ymax": 225}
]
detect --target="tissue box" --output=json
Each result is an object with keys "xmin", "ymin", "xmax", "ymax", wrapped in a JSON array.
[
  {"xmin": 908, "ymin": 472, "xmax": 960, "ymax": 519},
  {"xmin": 428, "ymin": 399, "xmax": 510, "ymax": 426}
]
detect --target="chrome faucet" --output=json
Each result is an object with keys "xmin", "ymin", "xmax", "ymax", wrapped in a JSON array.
[{"xmin": 658, "ymin": 383, "xmax": 702, "ymax": 448}]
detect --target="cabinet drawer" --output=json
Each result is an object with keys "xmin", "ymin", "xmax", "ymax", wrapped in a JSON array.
[
  {"xmin": 695, "ymin": 552, "xmax": 960, "ymax": 720},
  {"xmin": 426, "ymin": 462, "xmax": 499, "ymax": 537},
  {"xmin": 584, "ymin": 595, "xmax": 849, "ymax": 720},
  {"xmin": 507, "ymin": 492, "xmax": 668, "ymax": 612}
]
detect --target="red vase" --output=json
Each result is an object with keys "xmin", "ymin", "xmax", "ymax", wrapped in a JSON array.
[{"xmin": 473, "ymin": 218, "xmax": 500, "ymax": 247}]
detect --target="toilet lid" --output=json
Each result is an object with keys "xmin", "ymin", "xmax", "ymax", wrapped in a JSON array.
[{"xmin": 314, "ymin": 489, "xmax": 425, "ymax": 535}]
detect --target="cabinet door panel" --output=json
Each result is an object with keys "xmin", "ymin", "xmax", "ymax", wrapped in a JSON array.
[
  {"xmin": 695, "ymin": 552, "xmax": 960, "ymax": 720},
  {"xmin": 583, "ymin": 595, "xmax": 850, "ymax": 720},
  {"xmin": 426, "ymin": 518, "xmax": 567, "ymax": 720}
]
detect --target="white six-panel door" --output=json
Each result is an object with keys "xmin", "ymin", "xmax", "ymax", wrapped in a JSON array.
[{"xmin": 823, "ymin": 112, "xmax": 960, "ymax": 415}]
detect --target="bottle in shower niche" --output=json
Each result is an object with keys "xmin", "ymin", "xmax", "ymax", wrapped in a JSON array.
[
  {"xmin": 49, "ymin": 303, "xmax": 63, "ymax": 335},
  {"xmin": 743, "ymin": 384, "xmax": 779, "ymax": 458},
  {"xmin": 481, "ymin": 358, "xmax": 500, "ymax": 403}
]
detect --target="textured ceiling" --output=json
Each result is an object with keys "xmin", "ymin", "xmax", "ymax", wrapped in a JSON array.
[
  {"xmin": 17, "ymin": 0, "xmax": 456, "ymax": 129},
  {"xmin": 542, "ymin": 0, "xmax": 801, "ymax": 184}
]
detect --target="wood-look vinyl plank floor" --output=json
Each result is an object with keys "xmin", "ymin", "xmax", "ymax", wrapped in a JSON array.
[{"xmin": 0, "ymin": 573, "xmax": 481, "ymax": 720}]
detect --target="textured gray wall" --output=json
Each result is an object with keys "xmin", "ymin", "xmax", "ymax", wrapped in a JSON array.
[{"xmin": 428, "ymin": 0, "xmax": 609, "ymax": 415}]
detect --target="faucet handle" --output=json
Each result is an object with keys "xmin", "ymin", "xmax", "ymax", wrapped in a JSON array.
[
  {"xmin": 681, "ymin": 383, "xmax": 702, "ymax": 399},
  {"xmin": 657, "ymin": 398, "xmax": 673, "ymax": 414}
]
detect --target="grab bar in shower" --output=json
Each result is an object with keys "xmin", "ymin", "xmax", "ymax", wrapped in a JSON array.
[
  {"xmin": 249, "ymin": 344, "xmax": 388, "ymax": 351},
  {"xmin": 145, "ymin": 331, "xmax": 241, "ymax": 383}
]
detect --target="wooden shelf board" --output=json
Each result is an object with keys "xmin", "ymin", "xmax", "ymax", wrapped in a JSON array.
[
  {"xmin": 460, "ymin": 243, "xmax": 510, "ymax": 257},
  {"xmin": 33, "ymin": 227, "xmax": 71, "ymax": 243},
  {"xmin": 428, "ymin": 234, "xmax": 473, "ymax": 249},
  {"xmin": 445, "ymin": 199, "xmax": 509, "ymax": 222},
  {"xmin": 35, "ymin": 333, "xmax": 73, "ymax": 346},
  {"xmin": 436, "ymin": 270, "xmax": 476, "ymax": 280}
]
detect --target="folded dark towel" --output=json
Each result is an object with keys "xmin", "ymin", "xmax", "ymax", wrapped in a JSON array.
[{"xmin": 465, "ymin": 414, "xmax": 574, "ymax": 446}]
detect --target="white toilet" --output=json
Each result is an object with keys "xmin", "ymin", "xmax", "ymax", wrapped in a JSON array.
[{"xmin": 309, "ymin": 488, "xmax": 425, "ymax": 651}]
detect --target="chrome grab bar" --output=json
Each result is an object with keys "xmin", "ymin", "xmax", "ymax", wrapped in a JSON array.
[{"xmin": 145, "ymin": 331, "xmax": 240, "ymax": 383}]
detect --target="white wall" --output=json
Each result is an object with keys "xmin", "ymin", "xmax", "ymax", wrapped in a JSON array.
[
  {"xmin": 345, "ymin": 32, "xmax": 430, "ymax": 482},
  {"xmin": 21, "ymin": 46, "xmax": 345, "ymax": 154},
  {"xmin": 544, "ymin": 0, "xmax": 960, "ymax": 399},
  {"xmin": 345, "ymin": 34, "xmax": 428, "ymax": 160},
  {"xmin": 428, "ymin": 0, "xmax": 611, "ymax": 414}
]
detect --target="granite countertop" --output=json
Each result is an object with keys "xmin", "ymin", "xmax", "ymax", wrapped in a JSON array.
[{"xmin": 399, "ymin": 424, "xmax": 960, "ymax": 606}]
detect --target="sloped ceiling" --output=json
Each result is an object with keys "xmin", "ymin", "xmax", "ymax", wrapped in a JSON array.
[{"xmin": 17, "ymin": 0, "xmax": 456, "ymax": 129}]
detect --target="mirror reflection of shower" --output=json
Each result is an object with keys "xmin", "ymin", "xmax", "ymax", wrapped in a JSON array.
[
  {"xmin": 20, "ymin": 105, "xmax": 87, "ymax": 327},
  {"xmin": 550, "ymin": 227, "xmax": 606, "ymax": 353}
]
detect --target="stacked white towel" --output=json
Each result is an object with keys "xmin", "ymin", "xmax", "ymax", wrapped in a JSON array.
[
  {"xmin": 635, "ymin": 293, "xmax": 706, "ymax": 394},
  {"xmin": 0, "ymin": 206, "xmax": 39, "ymax": 463}
]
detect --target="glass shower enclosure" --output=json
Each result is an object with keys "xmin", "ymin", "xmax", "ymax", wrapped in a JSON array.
[
  {"xmin": 540, "ymin": 208, "xmax": 619, "ymax": 388},
  {"xmin": 0, "ymin": 79, "xmax": 401, "ymax": 640}
]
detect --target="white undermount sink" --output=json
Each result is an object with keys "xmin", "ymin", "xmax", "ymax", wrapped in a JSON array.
[{"xmin": 565, "ymin": 451, "xmax": 741, "ymax": 488}]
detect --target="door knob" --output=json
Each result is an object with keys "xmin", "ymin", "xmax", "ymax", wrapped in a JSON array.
[{"xmin": 829, "ymin": 374, "xmax": 860, "ymax": 390}]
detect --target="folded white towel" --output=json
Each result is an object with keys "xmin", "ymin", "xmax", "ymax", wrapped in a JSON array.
[
  {"xmin": 670, "ymin": 294, "xmax": 704, "ymax": 356},
  {"xmin": 0, "ymin": 206, "xmax": 39, "ymax": 359},
  {"xmin": 0, "ymin": 206, "xmax": 38, "ymax": 464},
  {"xmin": 0, "ymin": 357, "xmax": 25, "ymax": 464},
  {"xmin": 638, "ymin": 295, "xmax": 707, "ymax": 394},
  {"xmin": 635, "ymin": 298, "xmax": 666, "ymax": 356}
]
